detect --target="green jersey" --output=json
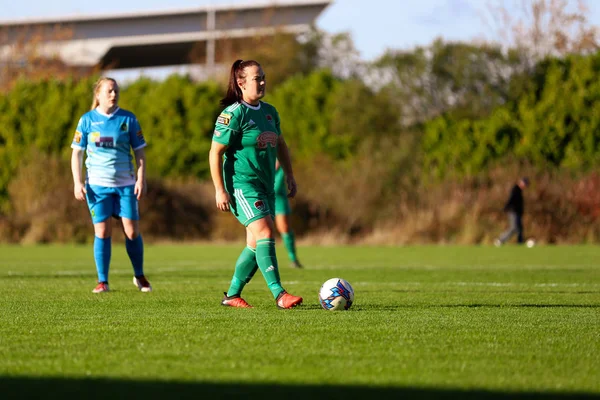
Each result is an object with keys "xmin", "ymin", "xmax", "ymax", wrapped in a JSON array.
[{"xmin": 213, "ymin": 101, "xmax": 281, "ymax": 193}]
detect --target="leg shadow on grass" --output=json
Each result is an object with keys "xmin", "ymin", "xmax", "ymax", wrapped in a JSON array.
[{"xmin": 0, "ymin": 377, "xmax": 598, "ymax": 400}]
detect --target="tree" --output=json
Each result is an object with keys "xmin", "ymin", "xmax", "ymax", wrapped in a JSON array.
[
  {"xmin": 0, "ymin": 23, "xmax": 92, "ymax": 92},
  {"xmin": 374, "ymin": 39, "xmax": 522, "ymax": 125},
  {"xmin": 481, "ymin": 0, "xmax": 598, "ymax": 68}
]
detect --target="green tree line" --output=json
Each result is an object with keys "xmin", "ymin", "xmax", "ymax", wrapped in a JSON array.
[
  {"xmin": 423, "ymin": 53, "xmax": 600, "ymax": 178},
  {"xmin": 2, "ymin": 39, "xmax": 600, "ymax": 243},
  {"xmin": 0, "ymin": 69, "xmax": 399, "ymax": 212}
]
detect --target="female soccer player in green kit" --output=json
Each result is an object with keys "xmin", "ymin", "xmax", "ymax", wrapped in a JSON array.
[
  {"xmin": 209, "ymin": 59, "xmax": 303, "ymax": 309},
  {"xmin": 275, "ymin": 160, "xmax": 303, "ymax": 268}
]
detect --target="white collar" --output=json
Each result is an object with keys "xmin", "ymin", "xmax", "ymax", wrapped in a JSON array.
[
  {"xmin": 242, "ymin": 100, "xmax": 261, "ymax": 110},
  {"xmin": 95, "ymin": 106, "xmax": 120, "ymax": 117}
]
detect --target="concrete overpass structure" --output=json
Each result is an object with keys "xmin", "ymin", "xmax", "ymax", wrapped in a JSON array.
[{"xmin": 0, "ymin": 0, "xmax": 332, "ymax": 71}]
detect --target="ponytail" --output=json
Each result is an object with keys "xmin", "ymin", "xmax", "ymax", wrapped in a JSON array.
[
  {"xmin": 220, "ymin": 59, "xmax": 260, "ymax": 107},
  {"xmin": 90, "ymin": 77, "xmax": 117, "ymax": 110}
]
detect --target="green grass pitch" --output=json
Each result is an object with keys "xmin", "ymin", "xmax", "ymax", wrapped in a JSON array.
[{"xmin": 0, "ymin": 244, "xmax": 598, "ymax": 399}]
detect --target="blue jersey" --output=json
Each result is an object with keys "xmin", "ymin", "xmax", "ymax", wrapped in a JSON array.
[{"xmin": 71, "ymin": 107, "xmax": 146, "ymax": 187}]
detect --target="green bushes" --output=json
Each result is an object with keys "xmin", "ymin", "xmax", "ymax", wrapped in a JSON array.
[
  {"xmin": 4, "ymin": 50, "xmax": 600, "ymax": 243},
  {"xmin": 0, "ymin": 76, "xmax": 222, "ymax": 211},
  {"xmin": 0, "ymin": 69, "xmax": 406, "ymax": 242},
  {"xmin": 0, "ymin": 78, "xmax": 91, "ymax": 211},
  {"xmin": 119, "ymin": 76, "xmax": 223, "ymax": 179},
  {"xmin": 423, "ymin": 53, "xmax": 600, "ymax": 177}
]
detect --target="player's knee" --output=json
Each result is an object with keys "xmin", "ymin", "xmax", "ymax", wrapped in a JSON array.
[
  {"xmin": 255, "ymin": 225, "xmax": 274, "ymax": 240},
  {"xmin": 120, "ymin": 217, "xmax": 140, "ymax": 239},
  {"xmin": 124, "ymin": 226, "xmax": 140, "ymax": 240},
  {"xmin": 248, "ymin": 217, "xmax": 275, "ymax": 240},
  {"xmin": 276, "ymin": 218, "xmax": 289, "ymax": 233},
  {"xmin": 94, "ymin": 225, "xmax": 111, "ymax": 238}
]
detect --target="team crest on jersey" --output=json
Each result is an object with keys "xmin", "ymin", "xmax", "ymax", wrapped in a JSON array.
[
  {"xmin": 120, "ymin": 122, "xmax": 128, "ymax": 132},
  {"xmin": 256, "ymin": 131, "xmax": 278, "ymax": 149},
  {"xmin": 90, "ymin": 132, "xmax": 100, "ymax": 143},
  {"xmin": 217, "ymin": 113, "xmax": 231, "ymax": 126},
  {"xmin": 254, "ymin": 200, "xmax": 267, "ymax": 212},
  {"xmin": 74, "ymin": 131, "xmax": 82, "ymax": 144},
  {"xmin": 266, "ymin": 114, "xmax": 273, "ymax": 122}
]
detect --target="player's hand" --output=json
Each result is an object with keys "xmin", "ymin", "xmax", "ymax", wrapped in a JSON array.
[
  {"xmin": 216, "ymin": 190, "xmax": 231, "ymax": 212},
  {"xmin": 286, "ymin": 175, "xmax": 297, "ymax": 198},
  {"xmin": 74, "ymin": 182, "xmax": 87, "ymax": 201},
  {"xmin": 134, "ymin": 180, "xmax": 146, "ymax": 200}
]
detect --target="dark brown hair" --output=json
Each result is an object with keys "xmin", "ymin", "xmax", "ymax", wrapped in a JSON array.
[{"xmin": 220, "ymin": 59, "xmax": 261, "ymax": 107}]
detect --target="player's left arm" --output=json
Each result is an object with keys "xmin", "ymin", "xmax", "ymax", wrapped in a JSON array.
[
  {"xmin": 277, "ymin": 135, "xmax": 296, "ymax": 199},
  {"xmin": 130, "ymin": 117, "xmax": 147, "ymax": 200},
  {"xmin": 133, "ymin": 147, "xmax": 146, "ymax": 200}
]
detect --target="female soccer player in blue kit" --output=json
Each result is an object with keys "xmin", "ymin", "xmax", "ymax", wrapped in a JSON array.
[{"xmin": 71, "ymin": 77, "xmax": 151, "ymax": 293}]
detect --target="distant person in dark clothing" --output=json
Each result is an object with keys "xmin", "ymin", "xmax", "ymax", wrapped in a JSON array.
[{"xmin": 495, "ymin": 177, "xmax": 529, "ymax": 246}]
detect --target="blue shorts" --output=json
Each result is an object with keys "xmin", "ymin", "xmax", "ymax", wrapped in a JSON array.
[{"xmin": 86, "ymin": 184, "xmax": 139, "ymax": 224}]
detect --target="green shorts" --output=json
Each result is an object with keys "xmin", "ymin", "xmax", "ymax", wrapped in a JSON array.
[
  {"xmin": 229, "ymin": 185, "xmax": 275, "ymax": 227},
  {"xmin": 275, "ymin": 192, "xmax": 291, "ymax": 216}
]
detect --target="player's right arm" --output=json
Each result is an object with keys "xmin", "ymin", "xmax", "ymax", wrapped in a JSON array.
[
  {"xmin": 209, "ymin": 140, "xmax": 230, "ymax": 212},
  {"xmin": 71, "ymin": 148, "xmax": 86, "ymax": 201},
  {"xmin": 210, "ymin": 106, "xmax": 241, "ymax": 211},
  {"xmin": 70, "ymin": 117, "xmax": 88, "ymax": 201}
]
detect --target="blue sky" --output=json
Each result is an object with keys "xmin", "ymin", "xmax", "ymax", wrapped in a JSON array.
[{"xmin": 2, "ymin": 0, "xmax": 600, "ymax": 61}]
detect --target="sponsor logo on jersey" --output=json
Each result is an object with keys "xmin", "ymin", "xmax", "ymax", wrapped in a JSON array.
[
  {"xmin": 96, "ymin": 137, "xmax": 114, "ymax": 148},
  {"xmin": 91, "ymin": 132, "xmax": 113, "ymax": 148},
  {"xmin": 256, "ymin": 131, "xmax": 278, "ymax": 149},
  {"xmin": 254, "ymin": 200, "xmax": 267, "ymax": 211},
  {"xmin": 213, "ymin": 129, "xmax": 222, "ymax": 137},
  {"xmin": 120, "ymin": 122, "xmax": 128, "ymax": 132},
  {"xmin": 217, "ymin": 113, "xmax": 232, "ymax": 126},
  {"xmin": 91, "ymin": 121, "xmax": 104, "ymax": 126},
  {"xmin": 74, "ymin": 131, "xmax": 82, "ymax": 144}
]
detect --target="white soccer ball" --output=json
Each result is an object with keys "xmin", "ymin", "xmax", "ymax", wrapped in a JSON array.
[
  {"xmin": 318, "ymin": 278, "xmax": 354, "ymax": 311},
  {"xmin": 526, "ymin": 239, "xmax": 536, "ymax": 248}
]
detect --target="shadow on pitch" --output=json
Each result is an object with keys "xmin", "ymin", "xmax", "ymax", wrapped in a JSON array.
[
  {"xmin": 0, "ymin": 376, "xmax": 598, "ymax": 400},
  {"xmin": 360, "ymin": 304, "xmax": 600, "ymax": 310}
]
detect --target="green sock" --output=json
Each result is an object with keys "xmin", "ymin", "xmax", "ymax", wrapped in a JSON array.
[
  {"xmin": 256, "ymin": 238, "xmax": 284, "ymax": 299},
  {"xmin": 281, "ymin": 232, "xmax": 298, "ymax": 262},
  {"xmin": 226, "ymin": 246, "xmax": 258, "ymax": 297}
]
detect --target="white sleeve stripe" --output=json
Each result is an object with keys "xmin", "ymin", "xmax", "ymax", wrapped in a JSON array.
[
  {"xmin": 71, "ymin": 144, "xmax": 85, "ymax": 149},
  {"xmin": 132, "ymin": 143, "xmax": 147, "ymax": 151},
  {"xmin": 216, "ymin": 126, "xmax": 240, "ymax": 133}
]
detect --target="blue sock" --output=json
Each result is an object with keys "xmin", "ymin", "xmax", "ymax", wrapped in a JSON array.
[
  {"xmin": 126, "ymin": 234, "xmax": 144, "ymax": 277},
  {"xmin": 94, "ymin": 236, "xmax": 111, "ymax": 283}
]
